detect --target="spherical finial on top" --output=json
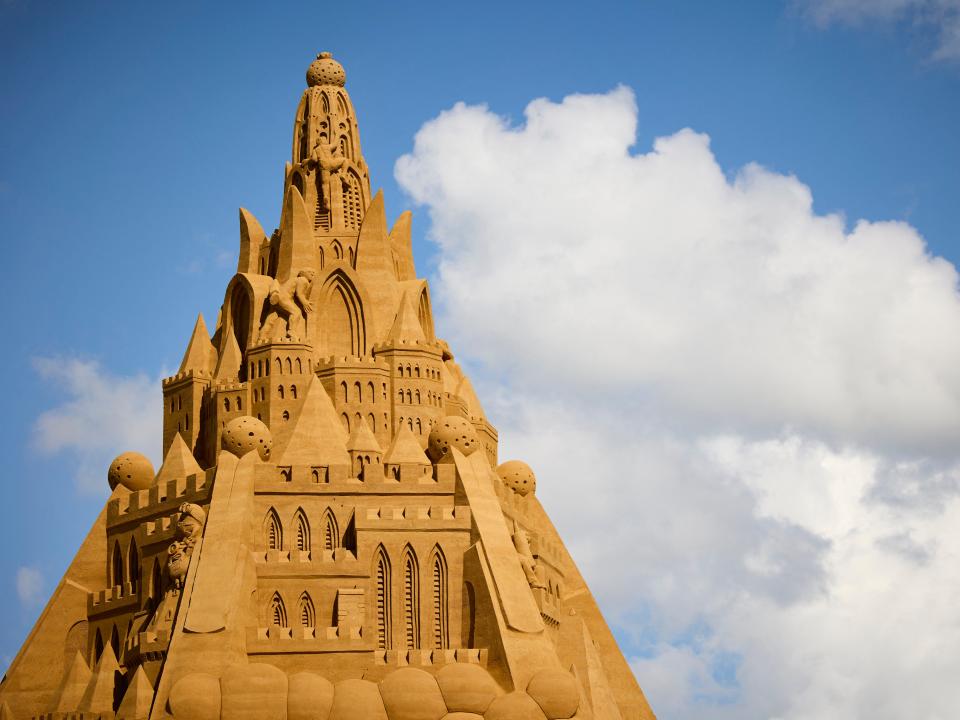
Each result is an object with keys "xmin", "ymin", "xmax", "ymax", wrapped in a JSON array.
[{"xmin": 307, "ymin": 51, "xmax": 346, "ymax": 87}]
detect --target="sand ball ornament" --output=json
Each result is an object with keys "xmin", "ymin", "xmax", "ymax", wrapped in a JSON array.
[
  {"xmin": 427, "ymin": 416, "xmax": 480, "ymax": 460},
  {"xmin": 108, "ymin": 452, "xmax": 155, "ymax": 491},
  {"xmin": 496, "ymin": 460, "xmax": 537, "ymax": 496},
  {"xmin": 221, "ymin": 416, "xmax": 272, "ymax": 460}
]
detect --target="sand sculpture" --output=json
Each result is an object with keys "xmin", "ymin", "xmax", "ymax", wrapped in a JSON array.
[{"xmin": 0, "ymin": 52, "xmax": 657, "ymax": 720}]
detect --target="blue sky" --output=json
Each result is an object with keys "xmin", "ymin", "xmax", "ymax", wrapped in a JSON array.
[{"xmin": 3, "ymin": 2, "xmax": 960, "ymax": 717}]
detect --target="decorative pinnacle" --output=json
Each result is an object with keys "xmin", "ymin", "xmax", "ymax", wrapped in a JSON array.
[{"xmin": 306, "ymin": 51, "xmax": 346, "ymax": 88}]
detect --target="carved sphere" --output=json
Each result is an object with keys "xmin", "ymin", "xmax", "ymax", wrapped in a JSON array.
[
  {"xmin": 525, "ymin": 669, "xmax": 580, "ymax": 719},
  {"xmin": 307, "ymin": 52, "xmax": 346, "ymax": 87},
  {"xmin": 169, "ymin": 672, "xmax": 220, "ymax": 720},
  {"xmin": 379, "ymin": 667, "xmax": 446, "ymax": 720},
  {"xmin": 107, "ymin": 451, "xmax": 155, "ymax": 491},
  {"xmin": 427, "ymin": 416, "xmax": 479, "ymax": 460},
  {"xmin": 221, "ymin": 416, "xmax": 272, "ymax": 460},
  {"xmin": 496, "ymin": 460, "xmax": 537, "ymax": 496}
]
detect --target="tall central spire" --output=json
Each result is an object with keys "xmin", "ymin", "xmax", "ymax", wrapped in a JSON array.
[{"xmin": 288, "ymin": 52, "xmax": 372, "ymax": 236}]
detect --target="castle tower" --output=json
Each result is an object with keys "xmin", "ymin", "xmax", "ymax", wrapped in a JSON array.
[{"xmin": 0, "ymin": 53, "xmax": 657, "ymax": 720}]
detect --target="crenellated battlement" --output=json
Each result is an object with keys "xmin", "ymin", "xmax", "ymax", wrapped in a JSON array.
[
  {"xmin": 355, "ymin": 505, "xmax": 470, "ymax": 531},
  {"xmin": 87, "ymin": 582, "xmax": 138, "ymax": 617},
  {"xmin": 245, "ymin": 625, "xmax": 369, "ymax": 654},
  {"xmin": 107, "ymin": 470, "xmax": 212, "ymax": 529},
  {"xmin": 162, "ymin": 368, "xmax": 213, "ymax": 387}
]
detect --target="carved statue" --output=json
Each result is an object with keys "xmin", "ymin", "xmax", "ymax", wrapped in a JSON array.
[
  {"xmin": 167, "ymin": 503, "xmax": 207, "ymax": 591},
  {"xmin": 513, "ymin": 519, "xmax": 546, "ymax": 590},
  {"xmin": 259, "ymin": 268, "xmax": 317, "ymax": 341}
]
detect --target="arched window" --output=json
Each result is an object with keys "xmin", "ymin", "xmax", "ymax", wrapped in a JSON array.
[
  {"xmin": 127, "ymin": 539, "xmax": 140, "ymax": 590},
  {"xmin": 415, "ymin": 365, "xmax": 421, "ymax": 378},
  {"xmin": 290, "ymin": 384, "xmax": 298, "ymax": 400},
  {"xmin": 286, "ymin": 357, "xmax": 293, "ymax": 374},
  {"xmin": 415, "ymin": 389, "xmax": 421, "ymax": 403},
  {"xmin": 402, "ymin": 546, "xmax": 420, "ymax": 649},
  {"xmin": 110, "ymin": 625, "xmax": 120, "ymax": 660},
  {"xmin": 93, "ymin": 629, "xmax": 104, "ymax": 662},
  {"xmin": 463, "ymin": 582, "xmax": 476, "ymax": 648},
  {"xmin": 269, "ymin": 592, "xmax": 287, "ymax": 627},
  {"xmin": 416, "ymin": 418, "xmax": 422, "ymax": 435},
  {"xmin": 294, "ymin": 508, "xmax": 310, "ymax": 552},
  {"xmin": 278, "ymin": 385, "xmax": 285, "ymax": 400},
  {"xmin": 382, "ymin": 383, "xmax": 387, "ymax": 400},
  {"xmin": 368, "ymin": 382, "xmax": 375, "ymax": 404},
  {"xmin": 408, "ymin": 418, "xmax": 414, "ymax": 431},
  {"xmin": 374, "ymin": 546, "xmax": 392, "ymax": 650},
  {"xmin": 406, "ymin": 389, "xmax": 412, "ymax": 404},
  {"xmin": 354, "ymin": 381, "xmax": 362, "ymax": 403},
  {"xmin": 276, "ymin": 357, "xmax": 283, "ymax": 375},
  {"xmin": 237, "ymin": 396, "xmax": 242, "ymax": 411},
  {"xmin": 341, "ymin": 413, "xmax": 350, "ymax": 433},
  {"xmin": 298, "ymin": 592, "xmax": 316, "ymax": 627},
  {"xmin": 332, "ymin": 239, "xmax": 343, "ymax": 260},
  {"xmin": 185, "ymin": 413, "xmax": 190, "ymax": 431},
  {"xmin": 431, "ymin": 547, "xmax": 449, "ymax": 649},
  {"xmin": 112, "ymin": 542, "xmax": 124, "ymax": 588},
  {"xmin": 368, "ymin": 413, "xmax": 376, "ymax": 433},
  {"xmin": 398, "ymin": 389, "xmax": 404, "ymax": 403},
  {"xmin": 296, "ymin": 357, "xmax": 303, "ymax": 374},
  {"xmin": 322, "ymin": 508, "xmax": 339, "ymax": 551},
  {"xmin": 258, "ymin": 360, "xmax": 264, "ymax": 377},
  {"xmin": 341, "ymin": 381, "xmax": 349, "ymax": 403},
  {"xmin": 151, "ymin": 559, "xmax": 162, "ymax": 605},
  {"xmin": 264, "ymin": 508, "xmax": 282, "ymax": 550},
  {"xmin": 223, "ymin": 397, "xmax": 231, "ymax": 412}
]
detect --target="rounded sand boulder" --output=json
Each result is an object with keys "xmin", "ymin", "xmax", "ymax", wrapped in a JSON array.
[
  {"xmin": 330, "ymin": 679, "xmax": 387, "ymax": 720},
  {"xmin": 496, "ymin": 460, "xmax": 537, "ymax": 496},
  {"xmin": 221, "ymin": 416, "xmax": 272, "ymax": 460},
  {"xmin": 483, "ymin": 692, "xmax": 547, "ymax": 720},
  {"xmin": 525, "ymin": 669, "xmax": 579, "ymax": 719},
  {"xmin": 288, "ymin": 671, "xmax": 335, "ymax": 720},
  {"xmin": 379, "ymin": 667, "xmax": 447, "ymax": 720},
  {"xmin": 427, "ymin": 416, "xmax": 479, "ymax": 460},
  {"xmin": 219, "ymin": 662, "xmax": 287, "ymax": 720},
  {"xmin": 442, "ymin": 715, "xmax": 483, "ymax": 720},
  {"xmin": 168, "ymin": 672, "xmax": 220, "ymax": 720},
  {"xmin": 435, "ymin": 663, "xmax": 500, "ymax": 714},
  {"xmin": 108, "ymin": 452, "xmax": 155, "ymax": 491}
]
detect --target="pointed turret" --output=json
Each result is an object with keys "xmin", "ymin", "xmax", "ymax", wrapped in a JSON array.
[
  {"xmin": 347, "ymin": 417, "xmax": 383, "ymax": 480},
  {"xmin": 51, "ymin": 651, "xmax": 92, "ymax": 713},
  {"xmin": 155, "ymin": 431, "xmax": 204, "ymax": 484},
  {"xmin": 276, "ymin": 185, "xmax": 315, "ymax": 282},
  {"xmin": 178, "ymin": 313, "xmax": 217, "ymax": 376},
  {"xmin": 355, "ymin": 190, "xmax": 394, "ymax": 277},
  {"xmin": 77, "ymin": 644, "xmax": 120, "ymax": 714},
  {"xmin": 389, "ymin": 211, "xmax": 416, "ymax": 281},
  {"xmin": 238, "ymin": 207, "xmax": 268, "ymax": 275},
  {"xmin": 389, "ymin": 290, "xmax": 427, "ymax": 344},
  {"xmin": 214, "ymin": 323, "xmax": 243, "ymax": 382},
  {"xmin": 273, "ymin": 376, "xmax": 350, "ymax": 471},
  {"xmin": 383, "ymin": 424, "xmax": 431, "ymax": 481},
  {"xmin": 116, "ymin": 664, "xmax": 153, "ymax": 720}
]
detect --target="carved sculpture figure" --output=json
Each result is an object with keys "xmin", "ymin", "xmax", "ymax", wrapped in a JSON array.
[
  {"xmin": 259, "ymin": 268, "xmax": 316, "ymax": 341},
  {"xmin": 306, "ymin": 139, "xmax": 346, "ymax": 213},
  {"xmin": 167, "ymin": 503, "xmax": 206, "ymax": 591},
  {"xmin": 513, "ymin": 519, "xmax": 546, "ymax": 590}
]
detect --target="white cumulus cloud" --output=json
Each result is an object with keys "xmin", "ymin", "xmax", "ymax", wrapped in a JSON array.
[
  {"xmin": 32, "ymin": 358, "xmax": 161, "ymax": 493},
  {"xmin": 396, "ymin": 88, "xmax": 960, "ymax": 719},
  {"xmin": 15, "ymin": 567, "xmax": 43, "ymax": 608}
]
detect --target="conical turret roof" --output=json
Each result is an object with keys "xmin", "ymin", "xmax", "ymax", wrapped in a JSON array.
[
  {"xmin": 383, "ymin": 425, "xmax": 430, "ymax": 466},
  {"xmin": 178, "ymin": 313, "xmax": 217, "ymax": 375},
  {"xmin": 347, "ymin": 417, "xmax": 382, "ymax": 454}
]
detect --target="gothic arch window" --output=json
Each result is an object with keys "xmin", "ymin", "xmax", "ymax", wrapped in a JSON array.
[
  {"xmin": 408, "ymin": 418, "xmax": 414, "ymax": 431},
  {"xmin": 151, "ymin": 559, "xmax": 162, "ymax": 605},
  {"xmin": 341, "ymin": 381, "xmax": 349, "ymax": 403},
  {"xmin": 320, "ymin": 270, "xmax": 366, "ymax": 357},
  {"xmin": 286, "ymin": 357, "xmax": 293, "ymax": 374},
  {"xmin": 402, "ymin": 546, "xmax": 420, "ymax": 649},
  {"xmin": 110, "ymin": 625, "xmax": 120, "ymax": 660},
  {"xmin": 278, "ymin": 385, "xmax": 285, "ymax": 400},
  {"xmin": 418, "ymin": 288, "xmax": 435, "ymax": 341},
  {"xmin": 355, "ymin": 412, "xmax": 362, "ymax": 428},
  {"xmin": 296, "ymin": 358, "xmax": 303, "ymax": 374},
  {"xmin": 374, "ymin": 546, "xmax": 392, "ymax": 650},
  {"xmin": 406, "ymin": 390, "xmax": 412, "ymax": 404},
  {"xmin": 294, "ymin": 508, "xmax": 310, "ymax": 552},
  {"xmin": 348, "ymin": 247, "xmax": 355, "ymax": 267},
  {"xmin": 264, "ymin": 508, "xmax": 282, "ymax": 550},
  {"xmin": 382, "ymin": 383, "xmax": 387, "ymax": 400},
  {"xmin": 269, "ymin": 592, "xmax": 287, "ymax": 627},
  {"xmin": 341, "ymin": 413, "xmax": 350, "ymax": 433},
  {"xmin": 354, "ymin": 381, "xmax": 362, "ymax": 403},
  {"xmin": 322, "ymin": 508, "xmax": 339, "ymax": 551},
  {"xmin": 416, "ymin": 418, "xmax": 422, "ymax": 435},
  {"xmin": 415, "ymin": 365, "xmax": 421, "ymax": 378},
  {"xmin": 236, "ymin": 396, "xmax": 242, "ymax": 411},
  {"xmin": 276, "ymin": 357, "xmax": 283, "ymax": 375},
  {"xmin": 415, "ymin": 389, "xmax": 421, "ymax": 404},
  {"xmin": 93, "ymin": 629, "xmax": 104, "ymax": 662},
  {"xmin": 430, "ymin": 547, "xmax": 449, "ymax": 649},
  {"xmin": 368, "ymin": 413, "xmax": 376, "ymax": 433},
  {"xmin": 127, "ymin": 539, "xmax": 140, "ymax": 590},
  {"xmin": 319, "ymin": 246, "xmax": 325, "ymax": 269},
  {"xmin": 290, "ymin": 385, "xmax": 298, "ymax": 400},
  {"xmin": 224, "ymin": 397, "xmax": 231, "ymax": 412},
  {"xmin": 298, "ymin": 592, "xmax": 316, "ymax": 627},
  {"xmin": 463, "ymin": 582, "xmax": 476, "ymax": 648},
  {"xmin": 112, "ymin": 541, "xmax": 124, "ymax": 588},
  {"xmin": 398, "ymin": 390, "xmax": 404, "ymax": 403},
  {"xmin": 367, "ymin": 382, "xmax": 375, "ymax": 403},
  {"xmin": 336, "ymin": 92, "xmax": 348, "ymax": 117},
  {"xmin": 332, "ymin": 239, "xmax": 343, "ymax": 260},
  {"xmin": 343, "ymin": 169, "xmax": 364, "ymax": 230}
]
